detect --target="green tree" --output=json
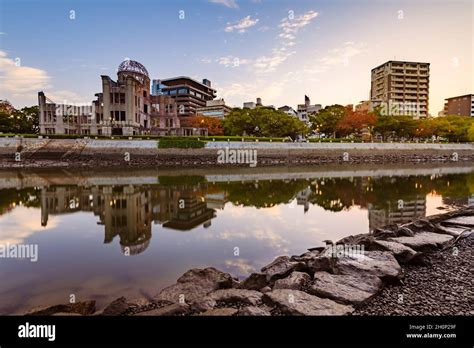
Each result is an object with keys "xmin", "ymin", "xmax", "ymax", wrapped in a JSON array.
[
  {"xmin": 223, "ymin": 107, "xmax": 308, "ymax": 138},
  {"xmin": 309, "ymin": 104, "xmax": 346, "ymax": 138}
]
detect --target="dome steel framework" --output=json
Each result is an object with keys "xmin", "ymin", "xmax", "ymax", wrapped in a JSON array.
[{"xmin": 117, "ymin": 59, "xmax": 149, "ymax": 78}]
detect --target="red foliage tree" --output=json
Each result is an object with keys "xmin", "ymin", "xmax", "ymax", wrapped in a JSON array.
[
  {"xmin": 336, "ymin": 110, "xmax": 377, "ymax": 137},
  {"xmin": 181, "ymin": 115, "xmax": 224, "ymax": 136}
]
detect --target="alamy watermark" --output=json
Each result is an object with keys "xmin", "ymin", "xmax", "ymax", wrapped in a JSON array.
[
  {"xmin": 217, "ymin": 147, "xmax": 257, "ymax": 167},
  {"xmin": 0, "ymin": 243, "xmax": 38, "ymax": 262},
  {"xmin": 324, "ymin": 244, "xmax": 365, "ymax": 258}
]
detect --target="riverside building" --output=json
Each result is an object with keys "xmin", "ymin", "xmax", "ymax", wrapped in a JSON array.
[
  {"xmin": 39, "ymin": 60, "xmax": 209, "ymax": 136},
  {"xmin": 370, "ymin": 60, "xmax": 430, "ymax": 118}
]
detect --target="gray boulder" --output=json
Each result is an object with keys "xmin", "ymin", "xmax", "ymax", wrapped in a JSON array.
[
  {"xmin": 373, "ymin": 240, "xmax": 418, "ymax": 263},
  {"xmin": 332, "ymin": 250, "xmax": 402, "ymax": 283},
  {"xmin": 261, "ymin": 256, "xmax": 304, "ymax": 281},
  {"xmin": 273, "ymin": 271, "xmax": 311, "ymax": 290},
  {"xmin": 155, "ymin": 267, "xmax": 233, "ymax": 303},
  {"xmin": 102, "ymin": 297, "xmax": 130, "ymax": 316},
  {"xmin": 263, "ymin": 289, "xmax": 353, "ymax": 316},
  {"xmin": 24, "ymin": 300, "xmax": 96, "ymax": 316},
  {"xmin": 135, "ymin": 303, "xmax": 189, "ymax": 316},
  {"xmin": 240, "ymin": 273, "xmax": 268, "ymax": 290},
  {"xmin": 208, "ymin": 289, "xmax": 263, "ymax": 306},
  {"xmin": 309, "ymin": 271, "xmax": 382, "ymax": 305},
  {"xmin": 390, "ymin": 232, "xmax": 453, "ymax": 252}
]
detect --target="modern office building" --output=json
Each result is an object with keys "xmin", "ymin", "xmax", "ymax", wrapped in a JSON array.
[
  {"xmin": 443, "ymin": 94, "xmax": 474, "ymax": 116},
  {"xmin": 370, "ymin": 60, "xmax": 430, "ymax": 118},
  {"xmin": 152, "ymin": 77, "xmax": 216, "ymax": 117},
  {"xmin": 196, "ymin": 99, "xmax": 233, "ymax": 119}
]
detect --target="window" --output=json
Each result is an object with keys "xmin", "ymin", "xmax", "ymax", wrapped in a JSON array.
[
  {"xmin": 120, "ymin": 111, "xmax": 126, "ymax": 121},
  {"xmin": 110, "ymin": 111, "xmax": 114, "ymax": 120},
  {"xmin": 170, "ymin": 89, "xmax": 177, "ymax": 95},
  {"xmin": 120, "ymin": 93, "xmax": 125, "ymax": 104},
  {"xmin": 144, "ymin": 104, "xmax": 148, "ymax": 113},
  {"xmin": 115, "ymin": 111, "xmax": 120, "ymax": 121},
  {"xmin": 178, "ymin": 88, "xmax": 188, "ymax": 94},
  {"xmin": 143, "ymin": 91, "xmax": 147, "ymax": 97},
  {"xmin": 110, "ymin": 93, "xmax": 114, "ymax": 104}
]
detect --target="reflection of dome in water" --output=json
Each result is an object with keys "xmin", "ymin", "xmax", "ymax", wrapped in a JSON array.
[
  {"xmin": 120, "ymin": 239, "xmax": 150, "ymax": 255},
  {"xmin": 117, "ymin": 59, "xmax": 149, "ymax": 78}
]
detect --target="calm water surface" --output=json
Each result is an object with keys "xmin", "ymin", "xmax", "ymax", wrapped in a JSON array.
[{"xmin": 0, "ymin": 165, "xmax": 473, "ymax": 314}]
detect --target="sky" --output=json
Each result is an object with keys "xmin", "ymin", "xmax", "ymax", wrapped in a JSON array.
[{"xmin": 0, "ymin": 0, "xmax": 472, "ymax": 115}]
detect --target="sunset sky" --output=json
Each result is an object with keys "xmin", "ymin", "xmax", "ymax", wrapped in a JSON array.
[{"xmin": 0, "ymin": 0, "xmax": 472, "ymax": 115}]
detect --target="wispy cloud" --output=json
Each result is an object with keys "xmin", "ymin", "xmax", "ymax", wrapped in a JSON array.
[
  {"xmin": 209, "ymin": 0, "xmax": 239, "ymax": 9},
  {"xmin": 279, "ymin": 10, "xmax": 318, "ymax": 46},
  {"xmin": 253, "ymin": 47, "xmax": 295, "ymax": 73},
  {"xmin": 0, "ymin": 50, "xmax": 50, "ymax": 94},
  {"xmin": 225, "ymin": 15, "xmax": 259, "ymax": 33},
  {"xmin": 318, "ymin": 41, "xmax": 366, "ymax": 68},
  {"xmin": 252, "ymin": 10, "xmax": 318, "ymax": 73},
  {"xmin": 0, "ymin": 50, "xmax": 90, "ymax": 105}
]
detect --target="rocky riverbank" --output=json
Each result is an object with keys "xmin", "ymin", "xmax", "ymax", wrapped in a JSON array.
[
  {"xmin": 1, "ymin": 138, "xmax": 474, "ymax": 169},
  {"xmin": 22, "ymin": 208, "xmax": 473, "ymax": 316}
]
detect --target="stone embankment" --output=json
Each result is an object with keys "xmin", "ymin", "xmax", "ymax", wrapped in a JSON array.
[
  {"xmin": 1, "ymin": 138, "xmax": 474, "ymax": 168},
  {"xmin": 22, "ymin": 208, "xmax": 473, "ymax": 316}
]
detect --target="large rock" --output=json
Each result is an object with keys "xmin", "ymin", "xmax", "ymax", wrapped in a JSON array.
[
  {"xmin": 332, "ymin": 250, "xmax": 402, "ymax": 283},
  {"xmin": 273, "ymin": 271, "xmax": 311, "ymax": 290},
  {"xmin": 442, "ymin": 216, "xmax": 474, "ymax": 227},
  {"xmin": 208, "ymin": 289, "xmax": 263, "ymax": 306},
  {"xmin": 155, "ymin": 267, "xmax": 233, "ymax": 303},
  {"xmin": 189, "ymin": 296, "xmax": 216, "ymax": 313},
  {"xmin": 336, "ymin": 234, "xmax": 375, "ymax": 248},
  {"xmin": 261, "ymin": 256, "xmax": 304, "ymax": 282},
  {"xmin": 373, "ymin": 240, "xmax": 418, "ymax": 263},
  {"xmin": 309, "ymin": 271, "xmax": 382, "ymax": 305},
  {"xmin": 102, "ymin": 297, "xmax": 130, "ymax": 316},
  {"xmin": 309, "ymin": 249, "xmax": 402, "ymax": 283},
  {"xmin": 240, "ymin": 273, "xmax": 268, "ymax": 290},
  {"xmin": 237, "ymin": 306, "xmax": 272, "ymax": 316},
  {"xmin": 135, "ymin": 303, "xmax": 189, "ymax": 316},
  {"xmin": 290, "ymin": 250, "xmax": 321, "ymax": 263},
  {"xmin": 263, "ymin": 289, "xmax": 353, "ymax": 316},
  {"xmin": 24, "ymin": 300, "xmax": 96, "ymax": 316},
  {"xmin": 434, "ymin": 224, "xmax": 469, "ymax": 237},
  {"xmin": 389, "ymin": 232, "xmax": 453, "ymax": 252}
]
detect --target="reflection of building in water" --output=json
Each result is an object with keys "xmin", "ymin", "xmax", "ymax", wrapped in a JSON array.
[
  {"xmin": 442, "ymin": 195, "xmax": 474, "ymax": 207},
  {"xmin": 102, "ymin": 186, "xmax": 152, "ymax": 255},
  {"xmin": 40, "ymin": 186, "xmax": 152, "ymax": 255},
  {"xmin": 40, "ymin": 185, "xmax": 219, "ymax": 252},
  {"xmin": 368, "ymin": 197, "xmax": 426, "ymax": 231},
  {"xmin": 296, "ymin": 187, "xmax": 312, "ymax": 213},
  {"xmin": 151, "ymin": 188, "xmax": 217, "ymax": 231},
  {"xmin": 205, "ymin": 192, "xmax": 227, "ymax": 210}
]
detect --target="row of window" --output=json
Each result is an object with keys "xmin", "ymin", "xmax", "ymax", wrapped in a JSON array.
[
  {"xmin": 163, "ymin": 88, "xmax": 204, "ymax": 99},
  {"xmin": 110, "ymin": 110, "xmax": 126, "ymax": 121},
  {"xmin": 110, "ymin": 93, "xmax": 126, "ymax": 104}
]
